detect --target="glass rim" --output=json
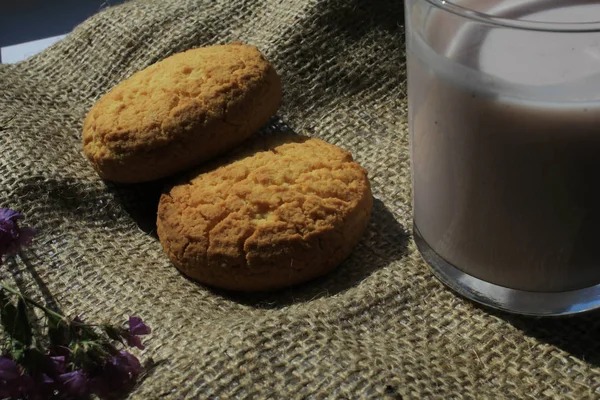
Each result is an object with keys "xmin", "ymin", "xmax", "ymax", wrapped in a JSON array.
[{"xmin": 423, "ymin": 0, "xmax": 600, "ymax": 32}]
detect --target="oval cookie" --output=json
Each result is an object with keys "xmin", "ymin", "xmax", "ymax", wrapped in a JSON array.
[
  {"xmin": 156, "ymin": 134, "xmax": 373, "ymax": 291},
  {"xmin": 82, "ymin": 43, "xmax": 281, "ymax": 183}
]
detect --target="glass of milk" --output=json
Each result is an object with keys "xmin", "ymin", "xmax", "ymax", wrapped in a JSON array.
[{"xmin": 406, "ymin": 0, "xmax": 600, "ymax": 315}]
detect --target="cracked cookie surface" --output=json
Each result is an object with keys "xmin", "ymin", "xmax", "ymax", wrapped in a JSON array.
[
  {"xmin": 156, "ymin": 133, "xmax": 373, "ymax": 291},
  {"xmin": 82, "ymin": 42, "xmax": 281, "ymax": 183}
]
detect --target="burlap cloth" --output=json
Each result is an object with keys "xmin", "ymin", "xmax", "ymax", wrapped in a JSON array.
[{"xmin": 1, "ymin": 0, "xmax": 600, "ymax": 398}]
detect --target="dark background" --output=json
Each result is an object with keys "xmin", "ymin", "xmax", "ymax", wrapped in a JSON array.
[{"xmin": 0, "ymin": 0, "xmax": 125, "ymax": 61}]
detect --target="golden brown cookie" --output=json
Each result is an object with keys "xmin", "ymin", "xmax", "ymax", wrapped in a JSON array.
[
  {"xmin": 156, "ymin": 134, "xmax": 373, "ymax": 291},
  {"xmin": 82, "ymin": 43, "xmax": 281, "ymax": 183}
]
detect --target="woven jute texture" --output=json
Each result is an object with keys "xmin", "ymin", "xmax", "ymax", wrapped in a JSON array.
[{"xmin": 2, "ymin": 0, "xmax": 600, "ymax": 398}]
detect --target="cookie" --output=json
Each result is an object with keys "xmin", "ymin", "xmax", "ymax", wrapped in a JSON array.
[
  {"xmin": 156, "ymin": 133, "xmax": 373, "ymax": 291},
  {"xmin": 82, "ymin": 43, "xmax": 281, "ymax": 183}
]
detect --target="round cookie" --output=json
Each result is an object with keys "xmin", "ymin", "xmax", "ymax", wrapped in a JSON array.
[
  {"xmin": 82, "ymin": 42, "xmax": 281, "ymax": 183},
  {"xmin": 156, "ymin": 133, "xmax": 373, "ymax": 291}
]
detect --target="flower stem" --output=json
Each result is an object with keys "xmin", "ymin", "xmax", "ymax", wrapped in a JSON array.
[{"xmin": 0, "ymin": 283, "xmax": 85, "ymax": 326}]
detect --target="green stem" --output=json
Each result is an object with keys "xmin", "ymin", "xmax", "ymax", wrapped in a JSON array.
[{"xmin": 0, "ymin": 283, "xmax": 90, "ymax": 326}]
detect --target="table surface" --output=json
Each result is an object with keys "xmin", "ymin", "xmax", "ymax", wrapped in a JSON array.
[{"xmin": 2, "ymin": 1, "xmax": 600, "ymax": 397}]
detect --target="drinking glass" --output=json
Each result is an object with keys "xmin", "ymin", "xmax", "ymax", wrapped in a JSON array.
[{"xmin": 405, "ymin": 0, "xmax": 600, "ymax": 315}]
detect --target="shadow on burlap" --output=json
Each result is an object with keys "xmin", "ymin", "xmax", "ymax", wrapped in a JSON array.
[{"xmin": 2, "ymin": 0, "xmax": 600, "ymax": 398}]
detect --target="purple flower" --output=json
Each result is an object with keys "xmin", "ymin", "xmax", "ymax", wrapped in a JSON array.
[
  {"xmin": 107, "ymin": 351, "xmax": 142, "ymax": 378},
  {"xmin": 40, "ymin": 373, "xmax": 54, "ymax": 385},
  {"xmin": 126, "ymin": 334, "xmax": 145, "ymax": 350},
  {"xmin": 0, "ymin": 357, "xmax": 23, "ymax": 399},
  {"xmin": 125, "ymin": 316, "xmax": 151, "ymax": 350},
  {"xmin": 0, "ymin": 208, "xmax": 35, "ymax": 260},
  {"xmin": 27, "ymin": 373, "xmax": 56, "ymax": 400},
  {"xmin": 50, "ymin": 356, "xmax": 66, "ymax": 375},
  {"xmin": 0, "ymin": 357, "xmax": 20, "ymax": 381},
  {"xmin": 92, "ymin": 351, "xmax": 142, "ymax": 397},
  {"xmin": 16, "ymin": 374, "xmax": 36, "ymax": 398},
  {"xmin": 0, "ymin": 369, "xmax": 34, "ymax": 400},
  {"xmin": 128, "ymin": 316, "xmax": 151, "ymax": 336},
  {"xmin": 58, "ymin": 370, "xmax": 89, "ymax": 397},
  {"xmin": 116, "ymin": 350, "xmax": 142, "ymax": 376}
]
